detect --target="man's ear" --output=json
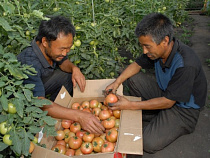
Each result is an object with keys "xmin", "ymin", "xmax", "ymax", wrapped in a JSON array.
[
  {"xmin": 162, "ymin": 36, "xmax": 170, "ymax": 46},
  {"xmin": 42, "ymin": 37, "xmax": 48, "ymax": 47}
]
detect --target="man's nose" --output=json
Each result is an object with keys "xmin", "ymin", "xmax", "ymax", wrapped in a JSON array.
[{"xmin": 142, "ymin": 46, "xmax": 149, "ymax": 54}]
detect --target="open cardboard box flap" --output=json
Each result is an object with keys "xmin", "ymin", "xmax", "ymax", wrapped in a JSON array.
[{"xmin": 32, "ymin": 79, "xmax": 143, "ymax": 158}]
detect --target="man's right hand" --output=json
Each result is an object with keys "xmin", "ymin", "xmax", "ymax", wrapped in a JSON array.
[{"xmin": 76, "ymin": 110, "xmax": 105, "ymax": 134}]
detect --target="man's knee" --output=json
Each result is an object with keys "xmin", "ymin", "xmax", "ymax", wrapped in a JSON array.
[{"xmin": 143, "ymin": 136, "xmax": 163, "ymax": 154}]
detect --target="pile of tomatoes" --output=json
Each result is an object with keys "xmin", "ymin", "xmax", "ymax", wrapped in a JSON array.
[{"xmin": 51, "ymin": 94, "xmax": 122, "ymax": 156}]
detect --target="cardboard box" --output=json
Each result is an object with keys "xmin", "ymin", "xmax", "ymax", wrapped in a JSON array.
[{"xmin": 31, "ymin": 79, "xmax": 143, "ymax": 158}]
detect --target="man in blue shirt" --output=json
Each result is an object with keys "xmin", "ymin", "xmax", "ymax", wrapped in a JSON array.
[
  {"xmin": 106, "ymin": 13, "xmax": 207, "ymax": 153},
  {"xmin": 18, "ymin": 16, "xmax": 105, "ymax": 134}
]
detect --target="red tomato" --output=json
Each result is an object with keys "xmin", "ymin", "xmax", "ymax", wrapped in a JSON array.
[
  {"xmin": 63, "ymin": 128, "xmax": 70, "ymax": 135},
  {"xmin": 108, "ymin": 109, "xmax": 113, "ymax": 116},
  {"xmin": 101, "ymin": 105, "xmax": 108, "ymax": 110},
  {"xmin": 81, "ymin": 101, "xmax": 90, "ymax": 109},
  {"xmin": 65, "ymin": 149, "xmax": 75, "ymax": 156},
  {"xmin": 76, "ymin": 130, "xmax": 85, "ymax": 139},
  {"xmin": 99, "ymin": 110, "xmax": 111, "ymax": 120},
  {"xmin": 80, "ymin": 142, "xmax": 93, "ymax": 154},
  {"xmin": 83, "ymin": 132, "xmax": 95, "ymax": 142},
  {"xmin": 72, "ymin": 102, "xmax": 80, "ymax": 109},
  {"xmin": 56, "ymin": 140, "xmax": 66, "ymax": 146},
  {"xmin": 113, "ymin": 110, "xmax": 121, "ymax": 119},
  {"xmin": 69, "ymin": 136, "xmax": 82, "ymax": 150},
  {"xmin": 114, "ymin": 152, "xmax": 123, "ymax": 158},
  {"xmin": 92, "ymin": 107, "xmax": 101, "ymax": 116},
  {"xmin": 52, "ymin": 144, "xmax": 66, "ymax": 154},
  {"xmin": 89, "ymin": 99, "xmax": 99, "ymax": 108},
  {"xmin": 64, "ymin": 131, "xmax": 75, "ymax": 143},
  {"xmin": 106, "ymin": 129, "xmax": 118, "ymax": 143},
  {"xmin": 101, "ymin": 142, "xmax": 115, "ymax": 153},
  {"xmin": 29, "ymin": 142, "xmax": 35, "ymax": 154},
  {"xmin": 61, "ymin": 119, "xmax": 72, "ymax": 129},
  {"xmin": 102, "ymin": 118, "xmax": 115, "ymax": 129},
  {"xmin": 83, "ymin": 108, "xmax": 91, "ymax": 113},
  {"xmin": 70, "ymin": 122, "xmax": 81, "ymax": 133},
  {"xmin": 92, "ymin": 137, "xmax": 104, "ymax": 152},
  {"xmin": 75, "ymin": 148, "xmax": 83, "ymax": 155},
  {"xmin": 55, "ymin": 130, "xmax": 65, "ymax": 141},
  {"xmin": 104, "ymin": 93, "xmax": 118, "ymax": 106}
]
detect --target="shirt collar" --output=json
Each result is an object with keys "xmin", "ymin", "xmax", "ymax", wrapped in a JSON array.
[
  {"xmin": 31, "ymin": 39, "xmax": 55, "ymax": 69},
  {"xmin": 159, "ymin": 37, "xmax": 179, "ymax": 71}
]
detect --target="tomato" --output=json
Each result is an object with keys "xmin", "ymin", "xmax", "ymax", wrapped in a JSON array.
[
  {"xmin": 76, "ymin": 130, "xmax": 85, "ymax": 139},
  {"xmin": 98, "ymin": 102, "xmax": 102, "ymax": 108},
  {"xmin": 32, "ymin": 136, "xmax": 38, "ymax": 144},
  {"xmin": 104, "ymin": 93, "xmax": 118, "ymax": 106},
  {"xmin": 52, "ymin": 144, "xmax": 66, "ymax": 154},
  {"xmin": 106, "ymin": 129, "xmax": 118, "ymax": 143},
  {"xmin": 89, "ymin": 41, "xmax": 95, "ymax": 45},
  {"xmin": 0, "ymin": 122, "xmax": 11, "ymax": 135},
  {"xmin": 102, "ymin": 118, "xmax": 115, "ymax": 129},
  {"xmin": 8, "ymin": 102, "xmax": 17, "ymax": 114},
  {"xmin": 69, "ymin": 136, "xmax": 82, "ymax": 150},
  {"xmin": 115, "ymin": 119, "xmax": 120, "ymax": 128},
  {"xmin": 90, "ymin": 99, "xmax": 99, "ymax": 108},
  {"xmin": 99, "ymin": 110, "xmax": 111, "ymax": 120},
  {"xmin": 75, "ymin": 148, "xmax": 83, "ymax": 156},
  {"xmin": 83, "ymin": 132, "xmax": 95, "ymax": 142},
  {"xmin": 56, "ymin": 140, "xmax": 66, "ymax": 146},
  {"xmin": 81, "ymin": 101, "xmax": 90, "ymax": 109},
  {"xmin": 64, "ymin": 131, "xmax": 75, "ymax": 143},
  {"xmin": 101, "ymin": 142, "xmax": 115, "ymax": 153},
  {"xmin": 63, "ymin": 128, "xmax": 70, "ymax": 135},
  {"xmin": 108, "ymin": 109, "xmax": 113, "ymax": 116},
  {"xmin": 71, "ymin": 102, "xmax": 80, "ymax": 109},
  {"xmin": 65, "ymin": 149, "xmax": 75, "ymax": 156},
  {"xmin": 101, "ymin": 105, "xmax": 108, "ymax": 110},
  {"xmin": 70, "ymin": 122, "xmax": 81, "ymax": 133},
  {"xmin": 110, "ymin": 72, "xmax": 115, "ymax": 77},
  {"xmin": 29, "ymin": 142, "xmax": 35, "ymax": 154},
  {"xmin": 53, "ymin": 7, "xmax": 59, "ymax": 12},
  {"xmin": 71, "ymin": 44, "xmax": 75, "ymax": 50},
  {"xmin": 25, "ymin": 30, "xmax": 30, "ymax": 36},
  {"xmin": 75, "ymin": 26, "xmax": 81, "ymax": 30},
  {"xmin": 114, "ymin": 152, "xmax": 123, "ymax": 158},
  {"xmin": 80, "ymin": 142, "xmax": 93, "ymax": 154},
  {"xmin": 55, "ymin": 130, "xmax": 65, "ymax": 141},
  {"xmin": 3, "ymin": 134, "xmax": 12, "ymax": 146},
  {"xmin": 92, "ymin": 137, "xmax": 104, "ymax": 152},
  {"xmin": 83, "ymin": 108, "xmax": 91, "ymax": 113},
  {"xmin": 100, "ymin": 133, "xmax": 107, "ymax": 142},
  {"xmin": 113, "ymin": 110, "xmax": 121, "ymax": 119},
  {"xmin": 92, "ymin": 107, "xmax": 101, "ymax": 116},
  {"xmin": 61, "ymin": 119, "xmax": 72, "ymax": 129},
  {"xmin": 91, "ymin": 22, "xmax": 96, "ymax": 27},
  {"xmin": 105, "ymin": 0, "xmax": 110, "ymax": 2},
  {"xmin": 74, "ymin": 39, "xmax": 81, "ymax": 47}
]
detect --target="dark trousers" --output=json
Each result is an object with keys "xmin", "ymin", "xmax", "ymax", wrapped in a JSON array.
[
  {"xmin": 43, "ymin": 69, "xmax": 73, "ymax": 101},
  {"xmin": 126, "ymin": 72, "xmax": 200, "ymax": 154}
]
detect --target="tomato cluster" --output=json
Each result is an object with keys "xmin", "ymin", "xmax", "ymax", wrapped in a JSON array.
[{"xmin": 51, "ymin": 98, "xmax": 121, "ymax": 156}]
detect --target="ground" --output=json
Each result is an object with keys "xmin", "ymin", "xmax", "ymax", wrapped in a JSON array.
[{"xmin": 124, "ymin": 12, "xmax": 210, "ymax": 158}]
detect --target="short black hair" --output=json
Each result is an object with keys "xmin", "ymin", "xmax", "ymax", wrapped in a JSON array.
[
  {"xmin": 35, "ymin": 15, "xmax": 76, "ymax": 42},
  {"xmin": 135, "ymin": 13, "xmax": 174, "ymax": 44}
]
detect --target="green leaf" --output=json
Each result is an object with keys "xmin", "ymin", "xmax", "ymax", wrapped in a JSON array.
[
  {"xmin": 23, "ymin": 89, "xmax": 33, "ymax": 101},
  {"xmin": 0, "ymin": 81, "xmax": 6, "ymax": 88},
  {"xmin": 42, "ymin": 116, "xmax": 57, "ymax": 126},
  {"xmin": 21, "ymin": 132, "xmax": 30, "ymax": 156},
  {"xmin": 23, "ymin": 117, "xmax": 32, "ymax": 124},
  {"xmin": 0, "ymin": 115, "xmax": 7, "ymax": 123},
  {"xmin": 0, "ymin": 142, "xmax": 8, "ymax": 152},
  {"xmin": 0, "ymin": 17, "xmax": 14, "ymax": 31},
  {"xmin": 0, "ymin": 2, "xmax": 15, "ymax": 14},
  {"xmin": 14, "ymin": 99, "xmax": 24, "ymax": 118},
  {"xmin": 24, "ymin": 84, "xmax": 35, "ymax": 89},
  {"xmin": 28, "ymin": 126, "xmax": 42, "ymax": 134},
  {"xmin": 11, "ymin": 131, "xmax": 22, "ymax": 155},
  {"xmin": 0, "ymin": 95, "xmax": 8, "ymax": 111},
  {"xmin": 85, "ymin": 63, "xmax": 95, "ymax": 74}
]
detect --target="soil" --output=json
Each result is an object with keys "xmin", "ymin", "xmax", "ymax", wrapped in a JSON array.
[{"xmin": 123, "ymin": 12, "xmax": 210, "ymax": 158}]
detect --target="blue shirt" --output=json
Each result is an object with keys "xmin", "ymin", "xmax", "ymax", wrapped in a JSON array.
[
  {"xmin": 135, "ymin": 38, "xmax": 207, "ymax": 109},
  {"xmin": 17, "ymin": 39, "xmax": 67, "ymax": 97}
]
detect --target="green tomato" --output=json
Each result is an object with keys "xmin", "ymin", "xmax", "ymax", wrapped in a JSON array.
[
  {"xmin": 71, "ymin": 44, "xmax": 75, "ymax": 50},
  {"xmin": 53, "ymin": 7, "xmax": 59, "ymax": 12},
  {"xmin": 32, "ymin": 136, "xmax": 38, "ymax": 144},
  {"xmin": 25, "ymin": 30, "xmax": 30, "ymax": 36},
  {"xmin": 74, "ymin": 40, "xmax": 81, "ymax": 47},
  {"xmin": 0, "ymin": 122, "xmax": 11, "ymax": 135},
  {"xmin": 91, "ymin": 22, "xmax": 96, "ymax": 27},
  {"xmin": 8, "ymin": 103, "xmax": 17, "ymax": 114},
  {"xmin": 105, "ymin": 0, "xmax": 110, "ymax": 2},
  {"xmin": 75, "ymin": 26, "xmax": 81, "ymax": 30},
  {"xmin": 3, "ymin": 134, "xmax": 12, "ymax": 146},
  {"xmin": 110, "ymin": 72, "xmax": 115, "ymax": 77},
  {"xmin": 89, "ymin": 41, "xmax": 95, "ymax": 45},
  {"xmin": 129, "ymin": 59, "xmax": 134, "ymax": 64}
]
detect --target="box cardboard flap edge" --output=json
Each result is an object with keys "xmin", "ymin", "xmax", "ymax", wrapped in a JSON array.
[{"xmin": 73, "ymin": 79, "xmax": 123, "ymax": 98}]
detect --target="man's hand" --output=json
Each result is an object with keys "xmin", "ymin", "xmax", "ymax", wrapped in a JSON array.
[
  {"xmin": 77, "ymin": 110, "xmax": 105, "ymax": 134},
  {"xmin": 72, "ymin": 67, "xmax": 86, "ymax": 92},
  {"xmin": 108, "ymin": 95, "xmax": 131, "ymax": 111}
]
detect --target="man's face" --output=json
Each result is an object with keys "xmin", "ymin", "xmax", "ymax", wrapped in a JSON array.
[
  {"xmin": 44, "ymin": 33, "xmax": 73, "ymax": 62},
  {"xmin": 138, "ymin": 35, "xmax": 166, "ymax": 60}
]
